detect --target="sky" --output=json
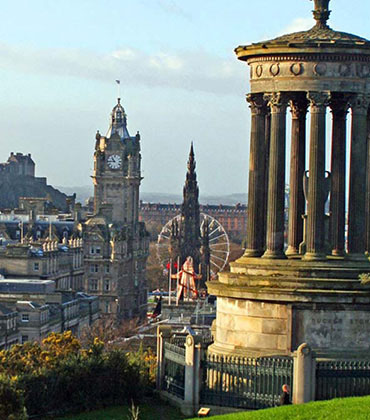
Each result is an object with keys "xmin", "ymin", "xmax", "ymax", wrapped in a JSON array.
[{"xmin": 0, "ymin": 0, "xmax": 369, "ymax": 198}]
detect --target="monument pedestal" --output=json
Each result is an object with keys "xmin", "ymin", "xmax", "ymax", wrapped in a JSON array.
[{"xmin": 208, "ymin": 257, "xmax": 370, "ymax": 357}]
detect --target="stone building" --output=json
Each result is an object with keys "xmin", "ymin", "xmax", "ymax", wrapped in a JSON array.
[
  {"xmin": 0, "ymin": 241, "xmax": 84, "ymax": 292},
  {"xmin": 0, "ymin": 279, "xmax": 99, "ymax": 349},
  {"xmin": 140, "ymin": 202, "xmax": 247, "ymax": 243},
  {"xmin": 0, "ymin": 153, "xmax": 72, "ymax": 211},
  {"xmin": 0, "ymin": 152, "xmax": 35, "ymax": 177},
  {"xmin": 81, "ymin": 99, "xmax": 149, "ymax": 319},
  {"xmin": 208, "ymin": 0, "xmax": 370, "ymax": 358}
]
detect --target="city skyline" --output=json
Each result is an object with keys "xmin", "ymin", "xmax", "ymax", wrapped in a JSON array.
[{"xmin": 0, "ymin": 0, "xmax": 369, "ymax": 196}]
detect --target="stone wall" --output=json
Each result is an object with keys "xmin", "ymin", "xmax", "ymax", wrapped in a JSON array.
[{"xmin": 213, "ymin": 297, "xmax": 291, "ymax": 355}]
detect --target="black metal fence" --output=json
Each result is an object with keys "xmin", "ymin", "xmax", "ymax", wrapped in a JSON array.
[
  {"xmin": 201, "ymin": 354, "xmax": 294, "ymax": 409},
  {"xmin": 316, "ymin": 359, "xmax": 370, "ymax": 400},
  {"xmin": 162, "ymin": 342, "xmax": 186, "ymax": 399}
]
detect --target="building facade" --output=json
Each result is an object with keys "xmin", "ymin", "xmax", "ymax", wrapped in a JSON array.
[
  {"xmin": 81, "ymin": 99, "xmax": 149, "ymax": 319},
  {"xmin": 140, "ymin": 202, "xmax": 247, "ymax": 242},
  {"xmin": 0, "ymin": 279, "xmax": 99, "ymax": 349},
  {"xmin": 0, "ymin": 241, "xmax": 84, "ymax": 292}
]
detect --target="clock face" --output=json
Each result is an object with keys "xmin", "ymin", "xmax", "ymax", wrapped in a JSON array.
[{"xmin": 107, "ymin": 154, "xmax": 122, "ymax": 169}]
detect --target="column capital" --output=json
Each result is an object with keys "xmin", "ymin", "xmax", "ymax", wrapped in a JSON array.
[
  {"xmin": 350, "ymin": 93, "xmax": 370, "ymax": 115},
  {"xmin": 263, "ymin": 92, "xmax": 289, "ymax": 113},
  {"xmin": 329, "ymin": 94, "xmax": 350, "ymax": 118},
  {"xmin": 307, "ymin": 91, "xmax": 330, "ymax": 112},
  {"xmin": 246, "ymin": 93, "xmax": 268, "ymax": 115},
  {"xmin": 289, "ymin": 97, "xmax": 309, "ymax": 119}
]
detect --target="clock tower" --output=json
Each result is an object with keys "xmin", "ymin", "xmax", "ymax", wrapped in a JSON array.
[
  {"xmin": 82, "ymin": 98, "xmax": 149, "ymax": 320},
  {"xmin": 93, "ymin": 98, "xmax": 141, "ymax": 224}
]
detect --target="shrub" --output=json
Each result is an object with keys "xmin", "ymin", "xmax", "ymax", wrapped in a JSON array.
[
  {"xmin": 1, "ymin": 331, "xmax": 156, "ymax": 417},
  {"xmin": 0, "ymin": 375, "xmax": 27, "ymax": 420}
]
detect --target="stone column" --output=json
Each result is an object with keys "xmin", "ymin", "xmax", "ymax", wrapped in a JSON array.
[
  {"xmin": 366, "ymin": 110, "xmax": 370, "ymax": 255},
  {"xmin": 262, "ymin": 110, "xmax": 271, "ymax": 250},
  {"xmin": 293, "ymin": 343, "xmax": 316, "ymax": 404},
  {"xmin": 262, "ymin": 93, "xmax": 288, "ymax": 259},
  {"xmin": 286, "ymin": 97, "xmax": 308, "ymax": 256},
  {"xmin": 347, "ymin": 94, "xmax": 369, "ymax": 259},
  {"xmin": 156, "ymin": 326, "xmax": 172, "ymax": 390},
  {"xmin": 329, "ymin": 96, "xmax": 349, "ymax": 256},
  {"xmin": 304, "ymin": 92, "xmax": 330, "ymax": 261},
  {"xmin": 244, "ymin": 93, "xmax": 268, "ymax": 257},
  {"xmin": 184, "ymin": 334, "xmax": 201, "ymax": 416}
]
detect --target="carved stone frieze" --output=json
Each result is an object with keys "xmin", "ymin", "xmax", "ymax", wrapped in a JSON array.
[
  {"xmin": 269, "ymin": 63, "xmax": 280, "ymax": 76},
  {"xmin": 250, "ymin": 60, "xmax": 370, "ymax": 80},
  {"xmin": 313, "ymin": 62, "xmax": 327, "ymax": 76},
  {"xmin": 290, "ymin": 63, "xmax": 304, "ymax": 76}
]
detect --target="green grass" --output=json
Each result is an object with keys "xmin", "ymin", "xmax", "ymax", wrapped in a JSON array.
[
  {"xmin": 50, "ymin": 395, "xmax": 370, "ymax": 420},
  {"xmin": 54, "ymin": 399, "xmax": 185, "ymax": 420},
  {"xmin": 191, "ymin": 395, "xmax": 370, "ymax": 420}
]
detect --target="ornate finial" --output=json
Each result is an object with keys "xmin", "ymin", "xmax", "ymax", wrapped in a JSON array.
[
  {"xmin": 117, "ymin": 97, "xmax": 121, "ymax": 104},
  {"xmin": 311, "ymin": 0, "xmax": 331, "ymax": 28}
]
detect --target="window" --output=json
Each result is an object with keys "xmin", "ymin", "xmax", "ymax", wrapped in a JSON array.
[
  {"xmin": 33, "ymin": 262, "xmax": 39, "ymax": 271},
  {"xmin": 90, "ymin": 246, "xmax": 101, "ymax": 255},
  {"xmin": 89, "ymin": 279, "xmax": 98, "ymax": 291},
  {"xmin": 21, "ymin": 314, "xmax": 29, "ymax": 322},
  {"xmin": 21, "ymin": 335, "xmax": 29, "ymax": 344},
  {"xmin": 104, "ymin": 264, "xmax": 110, "ymax": 274},
  {"xmin": 104, "ymin": 279, "xmax": 110, "ymax": 291},
  {"xmin": 90, "ymin": 264, "xmax": 98, "ymax": 273},
  {"xmin": 105, "ymin": 301, "xmax": 110, "ymax": 313}
]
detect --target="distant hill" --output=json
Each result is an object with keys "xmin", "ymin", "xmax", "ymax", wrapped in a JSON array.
[{"xmin": 57, "ymin": 186, "xmax": 247, "ymax": 206}]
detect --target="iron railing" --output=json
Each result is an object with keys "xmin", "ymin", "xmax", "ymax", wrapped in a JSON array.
[
  {"xmin": 316, "ymin": 359, "xmax": 370, "ymax": 400},
  {"xmin": 162, "ymin": 342, "xmax": 186, "ymax": 399},
  {"xmin": 201, "ymin": 354, "xmax": 293, "ymax": 409}
]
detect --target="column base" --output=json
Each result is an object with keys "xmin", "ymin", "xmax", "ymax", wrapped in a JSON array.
[
  {"xmin": 302, "ymin": 252, "xmax": 327, "ymax": 261},
  {"xmin": 285, "ymin": 246, "xmax": 300, "ymax": 257},
  {"xmin": 331, "ymin": 249, "xmax": 345, "ymax": 257},
  {"xmin": 262, "ymin": 249, "xmax": 287, "ymax": 259},
  {"xmin": 243, "ymin": 249, "xmax": 263, "ymax": 258}
]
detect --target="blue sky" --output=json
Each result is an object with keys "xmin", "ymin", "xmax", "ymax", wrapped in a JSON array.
[{"xmin": 0, "ymin": 0, "xmax": 369, "ymax": 197}]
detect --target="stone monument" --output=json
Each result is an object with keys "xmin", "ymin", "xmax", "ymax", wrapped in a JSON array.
[{"xmin": 208, "ymin": 0, "xmax": 370, "ymax": 358}]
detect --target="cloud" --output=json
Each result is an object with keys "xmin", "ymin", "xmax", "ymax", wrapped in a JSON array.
[
  {"xmin": 140, "ymin": 0, "xmax": 192, "ymax": 20},
  {"xmin": 279, "ymin": 17, "xmax": 313, "ymax": 35},
  {"xmin": 0, "ymin": 43, "xmax": 245, "ymax": 96},
  {"xmin": 156, "ymin": 0, "xmax": 192, "ymax": 20}
]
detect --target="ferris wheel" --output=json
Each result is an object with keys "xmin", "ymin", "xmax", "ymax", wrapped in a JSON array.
[{"xmin": 157, "ymin": 212, "xmax": 230, "ymax": 276}]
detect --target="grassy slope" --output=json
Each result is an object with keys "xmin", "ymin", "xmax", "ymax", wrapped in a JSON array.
[
  {"xmin": 191, "ymin": 396, "xmax": 370, "ymax": 420},
  {"xmin": 55, "ymin": 401, "xmax": 185, "ymax": 420}
]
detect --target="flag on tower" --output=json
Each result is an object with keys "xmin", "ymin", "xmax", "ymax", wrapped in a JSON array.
[{"xmin": 115, "ymin": 80, "xmax": 120, "ymax": 84}]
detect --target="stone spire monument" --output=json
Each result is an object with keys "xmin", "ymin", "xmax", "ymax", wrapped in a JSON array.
[
  {"xmin": 169, "ymin": 144, "xmax": 210, "ymax": 288},
  {"xmin": 208, "ymin": 0, "xmax": 370, "ymax": 358}
]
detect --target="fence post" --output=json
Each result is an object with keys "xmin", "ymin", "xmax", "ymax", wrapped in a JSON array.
[
  {"xmin": 293, "ymin": 343, "xmax": 316, "ymax": 404},
  {"xmin": 183, "ymin": 333, "xmax": 201, "ymax": 416},
  {"xmin": 156, "ymin": 325, "xmax": 172, "ymax": 391}
]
